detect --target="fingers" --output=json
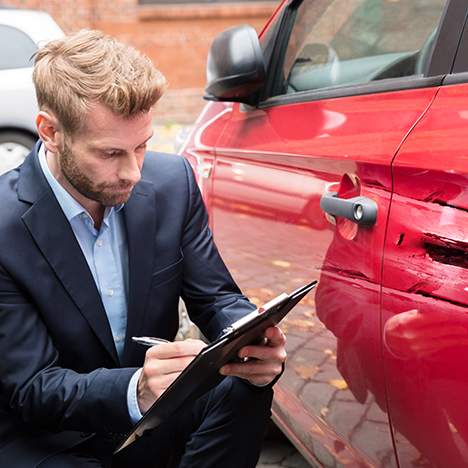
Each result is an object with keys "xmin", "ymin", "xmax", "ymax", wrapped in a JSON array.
[
  {"xmin": 264, "ymin": 326, "xmax": 286, "ymax": 347},
  {"xmin": 138, "ymin": 339, "xmax": 206, "ymax": 411},
  {"xmin": 220, "ymin": 327, "xmax": 287, "ymax": 385},
  {"xmin": 145, "ymin": 339, "xmax": 205, "ymax": 360},
  {"xmin": 144, "ymin": 355, "xmax": 196, "ymax": 375},
  {"xmin": 238, "ymin": 342, "xmax": 287, "ymax": 362},
  {"xmin": 220, "ymin": 360, "xmax": 283, "ymax": 386},
  {"xmin": 143, "ymin": 339, "xmax": 205, "ymax": 378},
  {"xmin": 244, "ymin": 375, "xmax": 277, "ymax": 386},
  {"xmin": 221, "ymin": 360, "xmax": 283, "ymax": 377},
  {"xmin": 238, "ymin": 326, "xmax": 287, "ymax": 361}
]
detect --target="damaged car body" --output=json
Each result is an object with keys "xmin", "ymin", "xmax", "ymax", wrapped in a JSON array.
[{"xmin": 180, "ymin": 0, "xmax": 468, "ymax": 466}]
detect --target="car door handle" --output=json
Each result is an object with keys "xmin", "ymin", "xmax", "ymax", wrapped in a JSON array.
[
  {"xmin": 320, "ymin": 192, "xmax": 378, "ymax": 226},
  {"xmin": 197, "ymin": 161, "xmax": 213, "ymax": 179}
]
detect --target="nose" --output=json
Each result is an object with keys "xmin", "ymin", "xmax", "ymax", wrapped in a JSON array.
[{"xmin": 118, "ymin": 154, "xmax": 142, "ymax": 186}]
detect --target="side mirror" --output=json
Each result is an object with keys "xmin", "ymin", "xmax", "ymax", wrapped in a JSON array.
[{"xmin": 205, "ymin": 25, "xmax": 266, "ymax": 104}]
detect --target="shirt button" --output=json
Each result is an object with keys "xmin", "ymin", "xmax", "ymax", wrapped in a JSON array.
[
  {"xmin": 107, "ymin": 289, "xmax": 114, "ymax": 296},
  {"xmin": 96, "ymin": 240, "xmax": 103, "ymax": 247}
]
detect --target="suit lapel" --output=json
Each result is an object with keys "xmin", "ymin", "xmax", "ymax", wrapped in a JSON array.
[
  {"xmin": 18, "ymin": 147, "xmax": 119, "ymax": 364},
  {"xmin": 122, "ymin": 179, "xmax": 157, "ymax": 364}
]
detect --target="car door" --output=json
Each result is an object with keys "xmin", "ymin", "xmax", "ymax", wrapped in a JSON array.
[
  {"xmin": 208, "ymin": 0, "xmax": 458, "ymax": 465},
  {"xmin": 381, "ymin": 20, "xmax": 468, "ymax": 467}
]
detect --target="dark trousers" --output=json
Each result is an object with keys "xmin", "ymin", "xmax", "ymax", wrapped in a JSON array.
[{"xmin": 37, "ymin": 377, "xmax": 273, "ymax": 468}]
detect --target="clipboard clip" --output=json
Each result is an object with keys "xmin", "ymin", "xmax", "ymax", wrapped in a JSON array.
[{"xmin": 220, "ymin": 325, "xmax": 235, "ymax": 336}]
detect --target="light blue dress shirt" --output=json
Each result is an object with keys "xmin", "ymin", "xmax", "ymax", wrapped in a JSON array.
[{"xmin": 38, "ymin": 143, "xmax": 143, "ymax": 422}]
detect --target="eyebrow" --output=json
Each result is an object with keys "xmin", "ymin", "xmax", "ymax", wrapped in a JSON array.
[
  {"xmin": 98, "ymin": 133, "xmax": 154, "ymax": 152},
  {"xmin": 139, "ymin": 133, "xmax": 154, "ymax": 146}
]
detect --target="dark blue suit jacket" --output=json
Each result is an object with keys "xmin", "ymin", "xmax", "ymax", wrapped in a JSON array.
[{"xmin": 0, "ymin": 143, "xmax": 255, "ymax": 464}]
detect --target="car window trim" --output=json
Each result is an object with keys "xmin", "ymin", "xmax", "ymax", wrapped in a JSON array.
[
  {"xmin": 448, "ymin": 1, "xmax": 468, "ymax": 74},
  {"xmin": 257, "ymin": 75, "xmax": 445, "ymax": 109},
  {"xmin": 442, "ymin": 72, "xmax": 468, "ymax": 86},
  {"xmin": 427, "ymin": 0, "xmax": 468, "ymax": 76},
  {"xmin": 257, "ymin": 3, "xmax": 288, "ymax": 102},
  {"xmin": 257, "ymin": 0, "xmax": 464, "ymax": 108},
  {"xmin": 260, "ymin": 0, "xmax": 299, "ymax": 100}
]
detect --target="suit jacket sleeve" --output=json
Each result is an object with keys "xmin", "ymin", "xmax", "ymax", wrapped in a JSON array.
[
  {"xmin": 0, "ymin": 263, "xmax": 137, "ymax": 433},
  {"xmin": 180, "ymin": 158, "xmax": 256, "ymax": 340},
  {"xmin": 178, "ymin": 158, "xmax": 283, "ymax": 390}
]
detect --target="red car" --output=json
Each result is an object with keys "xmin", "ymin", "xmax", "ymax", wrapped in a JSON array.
[{"xmin": 180, "ymin": 0, "xmax": 468, "ymax": 466}]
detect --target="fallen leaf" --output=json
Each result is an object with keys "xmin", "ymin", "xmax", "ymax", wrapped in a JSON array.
[
  {"xmin": 320, "ymin": 407, "xmax": 329, "ymax": 418},
  {"xmin": 272, "ymin": 260, "xmax": 291, "ymax": 268},
  {"xmin": 310, "ymin": 425, "xmax": 325, "ymax": 436},
  {"xmin": 294, "ymin": 365, "xmax": 319, "ymax": 380},
  {"xmin": 329, "ymin": 379, "xmax": 348, "ymax": 390}
]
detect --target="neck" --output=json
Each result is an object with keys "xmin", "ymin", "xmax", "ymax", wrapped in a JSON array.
[{"xmin": 46, "ymin": 150, "xmax": 105, "ymax": 229}]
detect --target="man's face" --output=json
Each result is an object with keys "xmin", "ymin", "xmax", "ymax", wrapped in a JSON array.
[{"xmin": 57, "ymin": 103, "xmax": 154, "ymax": 207}]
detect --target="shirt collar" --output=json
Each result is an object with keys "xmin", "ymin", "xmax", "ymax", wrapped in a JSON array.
[{"xmin": 37, "ymin": 142, "xmax": 123, "ymax": 224}]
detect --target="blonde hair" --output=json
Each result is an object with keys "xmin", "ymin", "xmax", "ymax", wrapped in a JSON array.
[{"xmin": 33, "ymin": 29, "xmax": 167, "ymax": 135}]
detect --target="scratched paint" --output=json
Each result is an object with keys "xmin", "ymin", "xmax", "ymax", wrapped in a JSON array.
[{"xmin": 382, "ymin": 83, "xmax": 468, "ymax": 468}]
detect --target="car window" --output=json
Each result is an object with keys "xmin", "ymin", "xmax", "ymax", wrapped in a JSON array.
[
  {"xmin": 0, "ymin": 25, "xmax": 37, "ymax": 70},
  {"xmin": 276, "ymin": 0, "xmax": 447, "ymax": 96}
]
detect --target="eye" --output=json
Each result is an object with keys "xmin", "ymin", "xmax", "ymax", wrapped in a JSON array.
[{"xmin": 102, "ymin": 150, "xmax": 120, "ymax": 158}]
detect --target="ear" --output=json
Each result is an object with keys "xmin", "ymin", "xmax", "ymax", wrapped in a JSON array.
[{"xmin": 36, "ymin": 111, "xmax": 63, "ymax": 154}]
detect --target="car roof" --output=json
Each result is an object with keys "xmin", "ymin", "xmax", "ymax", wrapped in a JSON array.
[{"xmin": 0, "ymin": 8, "xmax": 63, "ymax": 45}]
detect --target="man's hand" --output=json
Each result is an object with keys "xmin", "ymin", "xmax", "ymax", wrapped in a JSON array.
[
  {"xmin": 219, "ymin": 326, "xmax": 287, "ymax": 386},
  {"xmin": 137, "ymin": 339, "xmax": 205, "ymax": 414}
]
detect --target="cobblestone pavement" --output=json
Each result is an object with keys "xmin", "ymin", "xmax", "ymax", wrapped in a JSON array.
[
  {"xmin": 257, "ymin": 425, "xmax": 312, "ymax": 468},
  {"xmin": 258, "ymin": 443, "xmax": 311, "ymax": 468}
]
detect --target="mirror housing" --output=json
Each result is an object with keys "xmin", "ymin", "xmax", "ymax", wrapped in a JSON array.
[{"xmin": 205, "ymin": 25, "xmax": 266, "ymax": 104}]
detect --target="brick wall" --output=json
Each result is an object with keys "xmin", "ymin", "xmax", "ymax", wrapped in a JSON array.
[
  {"xmin": 4, "ymin": 0, "xmax": 278, "ymax": 122},
  {"xmin": 3, "ymin": 0, "xmax": 94, "ymax": 32}
]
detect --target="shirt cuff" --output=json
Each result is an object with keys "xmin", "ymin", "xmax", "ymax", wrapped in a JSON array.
[{"xmin": 127, "ymin": 368, "xmax": 143, "ymax": 424}]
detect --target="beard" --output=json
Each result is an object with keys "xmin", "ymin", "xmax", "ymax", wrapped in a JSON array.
[{"xmin": 59, "ymin": 139, "xmax": 134, "ymax": 207}]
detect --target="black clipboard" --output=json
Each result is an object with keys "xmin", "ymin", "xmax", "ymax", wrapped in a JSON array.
[{"xmin": 115, "ymin": 280, "xmax": 317, "ymax": 453}]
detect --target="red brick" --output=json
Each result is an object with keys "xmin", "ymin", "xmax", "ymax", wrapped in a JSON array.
[{"xmin": 6, "ymin": 0, "xmax": 276, "ymax": 122}]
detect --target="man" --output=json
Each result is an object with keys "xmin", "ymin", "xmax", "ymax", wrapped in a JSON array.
[{"xmin": 0, "ymin": 30, "xmax": 286, "ymax": 467}]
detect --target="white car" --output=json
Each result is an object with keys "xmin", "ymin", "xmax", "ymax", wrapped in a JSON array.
[{"xmin": 0, "ymin": 7, "xmax": 63, "ymax": 175}]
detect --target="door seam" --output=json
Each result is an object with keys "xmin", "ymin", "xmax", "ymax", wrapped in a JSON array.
[{"xmin": 378, "ymin": 85, "xmax": 443, "ymax": 468}]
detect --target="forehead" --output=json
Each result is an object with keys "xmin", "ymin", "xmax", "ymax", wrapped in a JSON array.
[{"xmin": 80, "ymin": 103, "xmax": 153, "ymax": 145}]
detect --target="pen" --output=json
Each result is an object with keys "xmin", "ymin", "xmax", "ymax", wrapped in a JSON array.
[{"xmin": 132, "ymin": 336, "xmax": 171, "ymax": 347}]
